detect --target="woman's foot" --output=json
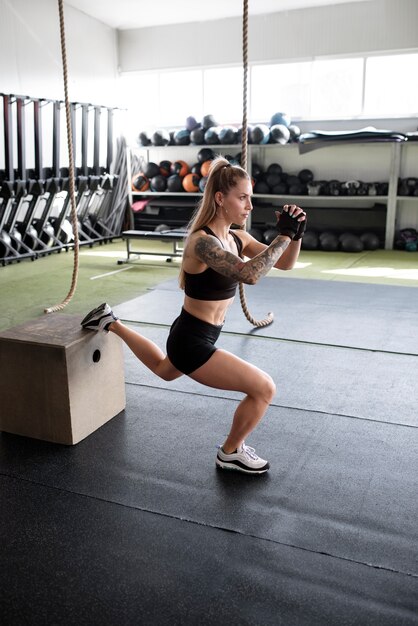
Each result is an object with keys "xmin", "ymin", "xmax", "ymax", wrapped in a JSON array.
[
  {"xmin": 216, "ymin": 442, "xmax": 270, "ymax": 474},
  {"xmin": 81, "ymin": 303, "xmax": 119, "ymax": 332}
]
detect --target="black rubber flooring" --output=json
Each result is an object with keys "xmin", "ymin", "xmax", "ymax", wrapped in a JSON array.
[{"xmin": 1, "ymin": 277, "xmax": 418, "ymax": 625}]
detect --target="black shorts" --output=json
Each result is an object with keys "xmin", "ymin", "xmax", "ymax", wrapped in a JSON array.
[{"xmin": 166, "ymin": 308, "xmax": 223, "ymax": 375}]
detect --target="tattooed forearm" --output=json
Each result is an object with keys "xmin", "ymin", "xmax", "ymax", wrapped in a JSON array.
[{"xmin": 195, "ymin": 234, "xmax": 290, "ymax": 285}]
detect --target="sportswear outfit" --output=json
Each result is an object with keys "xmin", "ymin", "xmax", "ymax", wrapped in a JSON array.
[
  {"xmin": 80, "ymin": 225, "xmax": 270, "ymax": 474},
  {"xmin": 166, "ymin": 226, "xmax": 243, "ymax": 375}
]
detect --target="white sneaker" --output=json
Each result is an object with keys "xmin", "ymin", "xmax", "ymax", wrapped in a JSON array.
[
  {"xmin": 81, "ymin": 302, "xmax": 119, "ymax": 333},
  {"xmin": 216, "ymin": 442, "xmax": 270, "ymax": 474}
]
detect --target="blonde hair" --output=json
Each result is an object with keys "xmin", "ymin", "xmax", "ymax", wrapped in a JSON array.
[{"xmin": 179, "ymin": 156, "xmax": 249, "ymax": 290}]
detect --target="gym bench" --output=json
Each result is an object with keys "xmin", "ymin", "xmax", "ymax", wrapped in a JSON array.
[{"xmin": 118, "ymin": 229, "xmax": 186, "ymax": 264}]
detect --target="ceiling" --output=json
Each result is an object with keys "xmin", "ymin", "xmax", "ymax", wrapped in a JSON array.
[{"xmin": 65, "ymin": 0, "xmax": 370, "ymax": 30}]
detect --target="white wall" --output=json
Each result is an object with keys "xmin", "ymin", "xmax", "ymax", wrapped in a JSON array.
[
  {"xmin": 118, "ymin": 0, "xmax": 418, "ymax": 72},
  {"xmin": 0, "ymin": 0, "xmax": 118, "ymax": 105}
]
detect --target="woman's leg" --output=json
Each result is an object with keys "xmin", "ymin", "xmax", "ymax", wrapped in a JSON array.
[
  {"xmin": 108, "ymin": 320, "xmax": 183, "ymax": 382},
  {"xmin": 188, "ymin": 348, "xmax": 276, "ymax": 452}
]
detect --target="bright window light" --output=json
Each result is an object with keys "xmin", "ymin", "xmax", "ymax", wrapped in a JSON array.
[
  {"xmin": 159, "ymin": 70, "xmax": 203, "ymax": 127},
  {"xmin": 203, "ymin": 67, "xmax": 244, "ymax": 125},
  {"xmin": 251, "ymin": 62, "xmax": 311, "ymax": 122},
  {"xmin": 364, "ymin": 53, "xmax": 418, "ymax": 116},
  {"xmin": 310, "ymin": 58, "xmax": 364, "ymax": 118}
]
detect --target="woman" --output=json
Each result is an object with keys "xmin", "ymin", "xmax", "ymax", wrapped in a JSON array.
[{"xmin": 81, "ymin": 156, "xmax": 306, "ymax": 475}]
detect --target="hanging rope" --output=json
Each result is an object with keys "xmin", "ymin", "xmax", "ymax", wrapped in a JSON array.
[
  {"xmin": 44, "ymin": 0, "xmax": 80, "ymax": 314},
  {"xmin": 239, "ymin": 0, "xmax": 274, "ymax": 328}
]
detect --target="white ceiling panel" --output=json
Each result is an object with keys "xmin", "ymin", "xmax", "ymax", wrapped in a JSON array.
[{"xmin": 65, "ymin": 0, "xmax": 371, "ymax": 30}]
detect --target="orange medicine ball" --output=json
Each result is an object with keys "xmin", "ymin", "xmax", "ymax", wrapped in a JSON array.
[
  {"xmin": 171, "ymin": 160, "xmax": 189, "ymax": 178},
  {"xmin": 182, "ymin": 173, "xmax": 200, "ymax": 192},
  {"xmin": 131, "ymin": 174, "xmax": 149, "ymax": 191},
  {"xmin": 200, "ymin": 160, "xmax": 212, "ymax": 178}
]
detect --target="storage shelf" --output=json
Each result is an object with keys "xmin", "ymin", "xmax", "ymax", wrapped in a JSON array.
[
  {"xmin": 132, "ymin": 191, "xmax": 388, "ymax": 203},
  {"xmin": 127, "ymin": 141, "xmax": 410, "ymax": 249}
]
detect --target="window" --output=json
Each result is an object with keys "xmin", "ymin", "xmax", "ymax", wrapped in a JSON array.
[
  {"xmin": 310, "ymin": 58, "xmax": 364, "ymax": 118},
  {"xmin": 364, "ymin": 53, "xmax": 418, "ymax": 116},
  {"xmin": 203, "ymin": 67, "xmax": 244, "ymax": 124},
  {"xmin": 251, "ymin": 62, "xmax": 311, "ymax": 121},
  {"xmin": 119, "ymin": 50, "xmax": 418, "ymax": 133}
]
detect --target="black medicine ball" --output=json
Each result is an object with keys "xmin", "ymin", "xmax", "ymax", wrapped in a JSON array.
[
  {"xmin": 202, "ymin": 114, "xmax": 218, "ymax": 130},
  {"xmin": 301, "ymin": 230, "xmax": 319, "ymax": 250},
  {"xmin": 204, "ymin": 127, "xmax": 220, "ymax": 145},
  {"xmin": 174, "ymin": 129, "xmax": 191, "ymax": 145},
  {"xmin": 143, "ymin": 162, "xmax": 160, "ymax": 179},
  {"xmin": 151, "ymin": 129, "xmax": 170, "ymax": 146},
  {"xmin": 190, "ymin": 128, "xmax": 206, "ymax": 145},
  {"xmin": 197, "ymin": 148, "xmax": 215, "ymax": 163},
  {"xmin": 219, "ymin": 126, "xmax": 238, "ymax": 144},
  {"xmin": 250, "ymin": 124, "xmax": 270, "ymax": 145},
  {"xmin": 150, "ymin": 175, "xmax": 167, "ymax": 192},
  {"xmin": 360, "ymin": 232, "xmax": 380, "ymax": 250},
  {"xmin": 138, "ymin": 131, "xmax": 151, "ymax": 146},
  {"xmin": 166, "ymin": 174, "xmax": 183, "ymax": 192},
  {"xmin": 270, "ymin": 124, "xmax": 290, "ymax": 145}
]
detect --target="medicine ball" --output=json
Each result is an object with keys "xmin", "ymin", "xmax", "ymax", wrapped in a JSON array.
[
  {"xmin": 263, "ymin": 228, "xmax": 279, "ymax": 244},
  {"xmin": 197, "ymin": 148, "xmax": 215, "ymax": 163},
  {"xmin": 182, "ymin": 173, "xmax": 200, "ymax": 192},
  {"xmin": 174, "ymin": 129, "xmax": 191, "ymax": 145},
  {"xmin": 159, "ymin": 160, "xmax": 172, "ymax": 177},
  {"xmin": 250, "ymin": 124, "xmax": 270, "ymax": 145},
  {"xmin": 288, "ymin": 124, "xmax": 301, "ymax": 142},
  {"xmin": 360, "ymin": 232, "xmax": 380, "ymax": 250},
  {"xmin": 254, "ymin": 180, "xmax": 270, "ymax": 195},
  {"xmin": 171, "ymin": 160, "xmax": 189, "ymax": 178},
  {"xmin": 143, "ymin": 162, "xmax": 160, "ymax": 179},
  {"xmin": 166, "ymin": 174, "xmax": 183, "ymax": 192},
  {"xmin": 271, "ymin": 182, "xmax": 288, "ymax": 195},
  {"xmin": 267, "ymin": 163, "xmax": 283, "ymax": 176},
  {"xmin": 151, "ymin": 129, "xmax": 170, "ymax": 146},
  {"xmin": 252, "ymin": 162, "xmax": 264, "ymax": 179},
  {"xmin": 298, "ymin": 169, "xmax": 314, "ymax": 184},
  {"xmin": 288, "ymin": 182, "xmax": 304, "ymax": 195},
  {"xmin": 219, "ymin": 126, "xmax": 238, "ymax": 144},
  {"xmin": 204, "ymin": 127, "xmax": 221, "ymax": 145},
  {"xmin": 340, "ymin": 234, "xmax": 364, "ymax": 253},
  {"xmin": 249, "ymin": 228, "xmax": 264, "ymax": 242},
  {"xmin": 269, "ymin": 112, "xmax": 291, "ymax": 128},
  {"xmin": 199, "ymin": 177, "xmax": 208, "ymax": 193},
  {"xmin": 266, "ymin": 172, "xmax": 282, "ymax": 189},
  {"xmin": 319, "ymin": 231, "xmax": 339, "ymax": 251},
  {"xmin": 269, "ymin": 124, "xmax": 290, "ymax": 145},
  {"xmin": 200, "ymin": 160, "xmax": 212, "ymax": 178},
  {"xmin": 202, "ymin": 114, "xmax": 218, "ymax": 130},
  {"xmin": 190, "ymin": 128, "xmax": 206, "ymax": 145},
  {"xmin": 138, "ymin": 131, "xmax": 151, "ymax": 146},
  {"xmin": 191, "ymin": 162, "xmax": 202, "ymax": 176},
  {"xmin": 186, "ymin": 116, "xmax": 200, "ymax": 132},
  {"xmin": 301, "ymin": 230, "xmax": 319, "ymax": 250},
  {"xmin": 150, "ymin": 174, "xmax": 167, "ymax": 192},
  {"xmin": 131, "ymin": 174, "xmax": 149, "ymax": 192}
]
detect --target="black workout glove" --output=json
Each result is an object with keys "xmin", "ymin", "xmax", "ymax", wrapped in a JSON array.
[
  {"xmin": 293, "ymin": 213, "xmax": 307, "ymax": 241},
  {"xmin": 276, "ymin": 209, "xmax": 300, "ymax": 240}
]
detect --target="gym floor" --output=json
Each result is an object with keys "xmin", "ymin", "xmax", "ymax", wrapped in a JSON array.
[{"xmin": 1, "ymin": 240, "xmax": 418, "ymax": 625}]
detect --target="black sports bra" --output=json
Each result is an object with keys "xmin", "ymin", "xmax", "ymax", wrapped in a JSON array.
[{"xmin": 184, "ymin": 226, "xmax": 243, "ymax": 301}]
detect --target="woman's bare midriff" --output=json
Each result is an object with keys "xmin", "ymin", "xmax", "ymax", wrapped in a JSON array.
[{"xmin": 183, "ymin": 294, "xmax": 234, "ymax": 326}]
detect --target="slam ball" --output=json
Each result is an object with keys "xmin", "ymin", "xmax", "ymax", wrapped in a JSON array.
[
  {"xmin": 360, "ymin": 232, "xmax": 380, "ymax": 250},
  {"xmin": 301, "ymin": 230, "xmax": 319, "ymax": 250}
]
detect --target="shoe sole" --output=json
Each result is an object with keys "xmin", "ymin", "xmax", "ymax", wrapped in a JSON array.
[
  {"xmin": 216, "ymin": 460, "xmax": 269, "ymax": 475},
  {"xmin": 81, "ymin": 303, "xmax": 107, "ymax": 326}
]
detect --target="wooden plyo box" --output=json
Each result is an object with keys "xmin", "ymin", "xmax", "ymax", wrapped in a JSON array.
[{"xmin": 0, "ymin": 314, "xmax": 126, "ymax": 445}]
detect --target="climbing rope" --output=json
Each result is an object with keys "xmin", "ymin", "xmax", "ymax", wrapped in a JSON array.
[
  {"xmin": 239, "ymin": 0, "xmax": 274, "ymax": 328},
  {"xmin": 44, "ymin": 0, "xmax": 80, "ymax": 314}
]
